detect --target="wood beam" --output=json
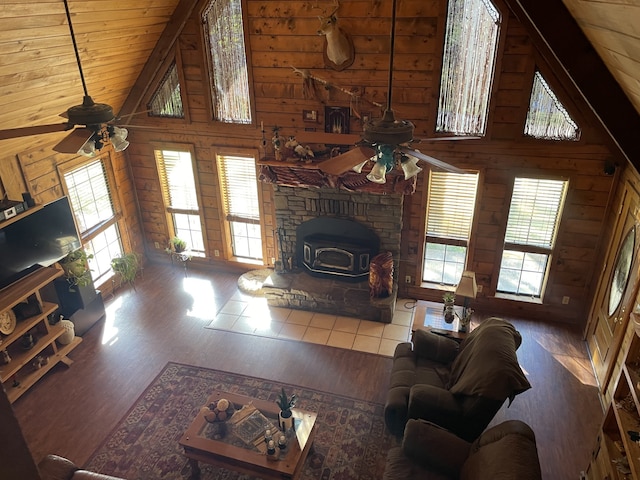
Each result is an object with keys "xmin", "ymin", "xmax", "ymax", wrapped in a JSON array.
[
  {"xmin": 117, "ymin": 0, "xmax": 199, "ymax": 119},
  {"xmin": 502, "ymin": 0, "xmax": 640, "ymax": 172}
]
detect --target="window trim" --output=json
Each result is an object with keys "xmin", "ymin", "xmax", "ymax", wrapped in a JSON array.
[
  {"xmin": 58, "ymin": 152, "xmax": 126, "ymax": 288},
  {"xmin": 434, "ymin": 0, "xmax": 503, "ymax": 137},
  {"xmin": 153, "ymin": 142, "xmax": 208, "ymax": 256},
  {"xmin": 421, "ymin": 170, "xmax": 480, "ymax": 286},
  {"xmin": 199, "ymin": 0, "xmax": 257, "ymax": 126},
  {"xmin": 142, "ymin": 47, "xmax": 190, "ymax": 125},
  {"xmin": 215, "ymin": 147, "xmax": 265, "ymax": 264},
  {"xmin": 496, "ymin": 175, "xmax": 568, "ymax": 299}
]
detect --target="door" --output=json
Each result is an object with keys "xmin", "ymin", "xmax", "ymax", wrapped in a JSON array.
[{"xmin": 587, "ymin": 183, "xmax": 640, "ymax": 392}]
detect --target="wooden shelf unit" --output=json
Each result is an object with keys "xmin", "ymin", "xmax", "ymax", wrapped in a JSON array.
[{"xmin": 0, "ymin": 266, "xmax": 82, "ymax": 403}]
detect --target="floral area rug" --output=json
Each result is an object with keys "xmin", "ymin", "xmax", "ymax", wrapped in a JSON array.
[{"xmin": 85, "ymin": 362, "xmax": 397, "ymax": 479}]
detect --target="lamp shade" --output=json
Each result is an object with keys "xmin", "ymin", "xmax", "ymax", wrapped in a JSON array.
[
  {"xmin": 455, "ymin": 271, "xmax": 478, "ymax": 299},
  {"xmin": 367, "ymin": 160, "xmax": 388, "ymax": 184}
]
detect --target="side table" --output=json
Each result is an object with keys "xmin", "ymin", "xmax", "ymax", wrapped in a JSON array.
[
  {"xmin": 170, "ymin": 251, "xmax": 192, "ymax": 277},
  {"xmin": 412, "ymin": 300, "xmax": 469, "ymax": 342}
]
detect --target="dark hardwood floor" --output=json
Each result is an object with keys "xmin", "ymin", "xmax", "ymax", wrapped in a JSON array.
[{"xmin": 11, "ymin": 263, "xmax": 602, "ymax": 480}]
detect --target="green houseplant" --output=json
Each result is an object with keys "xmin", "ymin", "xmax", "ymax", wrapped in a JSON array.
[
  {"xmin": 60, "ymin": 248, "xmax": 94, "ymax": 289},
  {"xmin": 166, "ymin": 236, "xmax": 187, "ymax": 253},
  {"xmin": 276, "ymin": 387, "xmax": 297, "ymax": 431},
  {"xmin": 111, "ymin": 252, "xmax": 139, "ymax": 289}
]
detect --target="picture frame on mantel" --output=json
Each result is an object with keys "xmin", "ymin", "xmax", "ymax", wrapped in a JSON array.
[{"xmin": 324, "ymin": 106, "xmax": 350, "ymax": 134}]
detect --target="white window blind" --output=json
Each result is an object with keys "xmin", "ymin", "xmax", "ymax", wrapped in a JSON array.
[
  {"xmin": 426, "ymin": 172, "xmax": 479, "ymax": 241},
  {"xmin": 64, "ymin": 160, "xmax": 115, "ymax": 234},
  {"xmin": 218, "ymin": 154, "xmax": 260, "ymax": 223},
  {"xmin": 204, "ymin": 0, "xmax": 251, "ymax": 124},
  {"xmin": 505, "ymin": 178, "xmax": 566, "ymax": 249},
  {"xmin": 437, "ymin": 0, "xmax": 500, "ymax": 135},
  {"xmin": 155, "ymin": 150, "xmax": 200, "ymax": 212}
]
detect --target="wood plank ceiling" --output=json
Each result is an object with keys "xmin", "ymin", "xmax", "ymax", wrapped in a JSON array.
[{"xmin": 0, "ymin": 0, "xmax": 638, "ymax": 167}]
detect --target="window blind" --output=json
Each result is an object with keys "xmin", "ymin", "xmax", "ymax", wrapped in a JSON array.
[
  {"xmin": 204, "ymin": 0, "xmax": 251, "ymax": 124},
  {"xmin": 525, "ymin": 70, "xmax": 579, "ymax": 141},
  {"xmin": 155, "ymin": 150, "xmax": 199, "ymax": 211},
  {"xmin": 436, "ymin": 0, "xmax": 500, "ymax": 135},
  {"xmin": 505, "ymin": 178, "xmax": 566, "ymax": 248},
  {"xmin": 426, "ymin": 171, "xmax": 479, "ymax": 241},
  {"xmin": 217, "ymin": 154, "xmax": 260, "ymax": 223},
  {"xmin": 149, "ymin": 62, "xmax": 184, "ymax": 118},
  {"xmin": 64, "ymin": 160, "xmax": 115, "ymax": 234}
]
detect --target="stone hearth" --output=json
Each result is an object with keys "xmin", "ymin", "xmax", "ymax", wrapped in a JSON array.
[{"xmin": 263, "ymin": 271, "xmax": 397, "ymax": 323}]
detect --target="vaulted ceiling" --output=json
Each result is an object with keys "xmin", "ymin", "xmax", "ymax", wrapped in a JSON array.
[{"xmin": 0, "ymin": 0, "xmax": 638, "ymax": 167}]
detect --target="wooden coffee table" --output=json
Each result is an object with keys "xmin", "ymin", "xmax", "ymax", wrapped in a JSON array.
[{"xmin": 179, "ymin": 391, "xmax": 317, "ymax": 480}]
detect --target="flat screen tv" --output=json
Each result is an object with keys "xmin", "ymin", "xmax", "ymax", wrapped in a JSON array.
[{"xmin": 0, "ymin": 196, "xmax": 81, "ymax": 291}]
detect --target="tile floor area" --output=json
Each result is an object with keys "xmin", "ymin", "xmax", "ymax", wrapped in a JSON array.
[{"xmin": 205, "ymin": 291, "xmax": 417, "ymax": 356}]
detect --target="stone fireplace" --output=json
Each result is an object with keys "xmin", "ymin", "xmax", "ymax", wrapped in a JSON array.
[{"xmin": 261, "ymin": 184, "xmax": 404, "ymax": 322}]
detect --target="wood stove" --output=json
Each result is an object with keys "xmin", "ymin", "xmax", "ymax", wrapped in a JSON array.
[{"xmin": 296, "ymin": 217, "xmax": 379, "ymax": 281}]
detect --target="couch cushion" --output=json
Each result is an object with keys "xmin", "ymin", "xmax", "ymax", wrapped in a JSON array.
[
  {"xmin": 383, "ymin": 447, "xmax": 452, "ymax": 480},
  {"xmin": 447, "ymin": 318, "xmax": 531, "ymax": 403},
  {"xmin": 413, "ymin": 329, "xmax": 459, "ymax": 364},
  {"xmin": 461, "ymin": 420, "xmax": 542, "ymax": 480}
]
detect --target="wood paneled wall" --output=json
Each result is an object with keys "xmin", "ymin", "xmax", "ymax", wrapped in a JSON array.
[
  {"xmin": 0, "ymin": 0, "xmax": 627, "ymax": 327},
  {"xmin": 122, "ymin": 0, "xmax": 623, "ymax": 325}
]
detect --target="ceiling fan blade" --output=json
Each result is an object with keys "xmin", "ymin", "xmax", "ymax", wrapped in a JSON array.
[
  {"xmin": 317, "ymin": 146, "xmax": 376, "ymax": 176},
  {"xmin": 53, "ymin": 128, "xmax": 92, "ymax": 154},
  {"xmin": 399, "ymin": 147, "xmax": 466, "ymax": 173},
  {"xmin": 0, "ymin": 123, "xmax": 72, "ymax": 141}
]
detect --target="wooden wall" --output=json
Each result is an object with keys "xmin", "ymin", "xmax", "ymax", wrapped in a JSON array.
[
  {"xmin": 0, "ymin": 0, "xmax": 627, "ymax": 327},
  {"xmin": 121, "ymin": 0, "xmax": 623, "ymax": 325}
]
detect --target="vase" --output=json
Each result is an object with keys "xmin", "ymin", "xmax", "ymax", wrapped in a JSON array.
[
  {"xmin": 278, "ymin": 411, "xmax": 294, "ymax": 431},
  {"xmin": 443, "ymin": 304, "xmax": 455, "ymax": 324}
]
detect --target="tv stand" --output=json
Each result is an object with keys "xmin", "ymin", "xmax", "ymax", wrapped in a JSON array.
[{"xmin": 0, "ymin": 267, "xmax": 82, "ymax": 403}]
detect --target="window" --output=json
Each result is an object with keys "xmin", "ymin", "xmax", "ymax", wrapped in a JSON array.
[
  {"xmin": 423, "ymin": 171, "xmax": 479, "ymax": 284},
  {"xmin": 203, "ymin": 0, "xmax": 251, "ymax": 124},
  {"xmin": 524, "ymin": 70, "xmax": 580, "ymax": 141},
  {"xmin": 155, "ymin": 148, "xmax": 205, "ymax": 254},
  {"xmin": 148, "ymin": 61, "xmax": 184, "ymax": 118},
  {"xmin": 217, "ymin": 153, "xmax": 262, "ymax": 261},
  {"xmin": 498, "ymin": 177, "xmax": 567, "ymax": 297},
  {"xmin": 64, "ymin": 159, "xmax": 122, "ymax": 285},
  {"xmin": 437, "ymin": 0, "xmax": 500, "ymax": 136}
]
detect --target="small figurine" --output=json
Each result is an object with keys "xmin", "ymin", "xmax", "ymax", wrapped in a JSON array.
[{"xmin": 1, "ymin": 349, "xmax": 10, "ymax": 364}]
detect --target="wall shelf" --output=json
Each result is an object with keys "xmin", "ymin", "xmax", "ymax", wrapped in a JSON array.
[{"xmin": 0, "ymin": 266, "xmax": 82, "ymax": 403}]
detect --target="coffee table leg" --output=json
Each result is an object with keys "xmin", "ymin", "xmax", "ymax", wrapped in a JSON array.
[{"xmin": 188, "ymin": 458, "xmax": 201, "ymax": 479}]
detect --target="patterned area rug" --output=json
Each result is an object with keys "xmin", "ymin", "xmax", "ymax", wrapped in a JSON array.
[{"xmin": 85, "ymin": 362, "xmax": 397, "ymax": 479}]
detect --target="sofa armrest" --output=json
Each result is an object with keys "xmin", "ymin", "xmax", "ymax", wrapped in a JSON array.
[
  {"xmin": 408, "ymin": 384, "xmax": 463, "ymax": 426},
  {"xmin": 402, "ymin": 419, "xmax": 470, "ymax": 478},
  {"xmin": 38, "ymin": 454, "xmax": 79, "ymax": 480},
  {"xmin": 412, "ymin": 329, "xmax": 459, "ymax": 364}
]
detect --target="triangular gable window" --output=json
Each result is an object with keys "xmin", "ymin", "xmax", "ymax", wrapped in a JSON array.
[
  {"xmin": 524, "ymin": 70, "xmax": 579, "ymax": 141},
  {"xmin": 148, "ymin": 61, "xmax": 184, "ymax": 118}
]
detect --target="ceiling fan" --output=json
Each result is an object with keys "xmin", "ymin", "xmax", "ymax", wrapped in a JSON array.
[
  {"xmin": 0, "ymin": 0, "xmax": 129, "ymax": 156},
  {"xmin": 306, "ymin": 0, "xmax": 469, "ymax": 183}
]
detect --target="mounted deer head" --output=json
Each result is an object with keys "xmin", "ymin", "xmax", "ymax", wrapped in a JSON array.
[{"xmin": 317, "ymin": 1, "xmax": 355, "ymax": 71}]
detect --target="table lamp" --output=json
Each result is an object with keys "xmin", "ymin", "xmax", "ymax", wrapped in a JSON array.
[{"xmin": 455, "ymin": 271, "xmax": 478, "ymax": 332}]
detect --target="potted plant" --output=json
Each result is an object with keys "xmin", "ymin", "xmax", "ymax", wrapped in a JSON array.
[
  {"xmin": 276, "ymin": 387, "xmax": 297, "ymax": 431},
  {"xmin": 166, "ymin": 236, "xmax": 187, "ymax": 253},
  {"xmin": 60, "ymin": 248, "xmax": 94, "ymax": 290},
  {"xmin": 111, "ymin": 252, "xmax": 139, "ymax": 289},
  {"xmin": 442, "ymin": 292, "xmax": 456, "ymax": 324}
]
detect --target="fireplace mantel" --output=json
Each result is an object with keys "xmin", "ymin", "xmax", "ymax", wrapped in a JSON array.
[{"xmin": 258, "ymin": 158, "xmax": 416, "ymax": 195}]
